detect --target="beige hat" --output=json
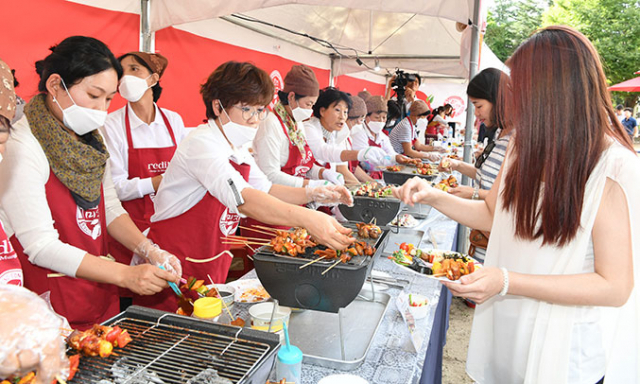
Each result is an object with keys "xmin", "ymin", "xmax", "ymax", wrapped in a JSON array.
[
  {"xmin": 348, "ymin": 95, "xmax": 367, "ymax": 118},
  {"xmin": 283, "ymin": 64, "xmax": 319, "ymax": 97},
  {"xmin": 410, "ymin": 99, "xmax": 429, "ymax": 116},
  {"xmin": 124, "ymin": 51, "xmax": 169, "ymax": 77},
  {"xmin": 357, "ymin": 90, "xmax": 372, "ymax": 101},
  {"xmin": 0, "ymin": 59, "xmax": 16, "ymax": 121},
  {"xmin": 365, "ymin": 95, "xmax": 388, "ymax": 115}
]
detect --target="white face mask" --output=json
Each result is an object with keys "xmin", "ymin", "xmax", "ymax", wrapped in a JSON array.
[
  {"xmin": 291, "ymin": 100, "xmax": 313, "ymax": 122},
  {"xmin": 52, "ymin": 79, "xmax": 107, "ymax": 136},
  {"xmin": 119, "ymin": 75, "xmax": 154, "ymax": 102},
  {"xmin": 219, "ymin": 104, "xmax": 258, "ymax": 148},
  {"xmin": 351, "ymin": 123, "xmax": 363, "ymax": 132},
  {"xmin": 367, "ymin": 121, "xmax": 386, "ymax": 134}
]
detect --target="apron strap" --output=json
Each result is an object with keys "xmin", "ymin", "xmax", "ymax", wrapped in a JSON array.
[{"xmin": 124, "ymin": 104, "xmax": 177, "ymax": 149}]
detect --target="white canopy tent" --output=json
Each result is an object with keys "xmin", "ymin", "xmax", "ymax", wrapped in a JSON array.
[{"xmin": 68, "ymin": 0, "xmax": 493, "ymax": 83}]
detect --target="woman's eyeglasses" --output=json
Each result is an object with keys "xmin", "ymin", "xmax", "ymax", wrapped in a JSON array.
[{"xmin": 233, "ymin": 105, "xmax": 269, "ymax": 121}]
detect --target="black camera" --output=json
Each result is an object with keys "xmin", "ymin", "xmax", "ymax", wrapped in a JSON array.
[{"xmin": 391, "ymin": 69, "xmax": 421, "ymax": 118}]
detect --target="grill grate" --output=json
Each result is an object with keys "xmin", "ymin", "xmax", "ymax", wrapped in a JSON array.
[{"xmin": 70, "ymin": 316, "xmax": 274, "ymax": 383}]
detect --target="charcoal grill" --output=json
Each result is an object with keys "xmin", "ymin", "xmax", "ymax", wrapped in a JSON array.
[
  {"xmin": 252, "ymin": 222, "xmax": 390, "ymax": 313},
  {"xmin": 383, "ymin": 164, "xmax": 438, "ymax": 185},
  {"xmin": 69, "ymin": 306, "xmax": 280, "ymax": 384},
  {"xmin": 338, "ymin": 194, "xmax": 402, "ymax": 226}
]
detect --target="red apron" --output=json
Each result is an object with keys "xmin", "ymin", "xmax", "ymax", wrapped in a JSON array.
[
  {"xmin": 134, "ymin": 161, "xmax": 250, "ymax": 313},
  {"xmin": 12, "ymin": 171, "xmax": 118, "ymax": 330},
  {"xmin": 108, "ymin": 106, "xmax": 178, "ymax": 266},
  {"xmin": 0, "ymin": 221, "xmax": 23, "ymax": 286},
  {"xmin": 240, "ymin": 113, "xmax": 315, "ymax": 239},
  {"xmin": 365, "ymin": 135, "xmax": 384, "ymax": 179}
]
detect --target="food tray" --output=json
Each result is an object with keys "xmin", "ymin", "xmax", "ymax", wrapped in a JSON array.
[
  {"xmin": 287, "ymin": 290, "xmax": 391, "ymax": 370},
  {"xmin": 383, "ymin": 164, "xmax": 438, "ymax": 185},
  {"xmin": 381, "ymin": 228, "xmax": 426, "ymax": 256},
  {"xmin": 252, "ymin": 223, "xmax": 390, "ymax": 313}
]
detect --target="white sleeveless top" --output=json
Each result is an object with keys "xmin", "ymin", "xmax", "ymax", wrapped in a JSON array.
[{"xmin": 466, "ymin": 141, "xmax": 640, "ymax": 383}]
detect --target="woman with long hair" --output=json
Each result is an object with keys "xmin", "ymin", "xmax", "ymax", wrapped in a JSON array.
[
  {"xmin": 439, "ymin": 68, "xmax": 510, "ymax": 261},
  {"xmin": 398, "ymin": 26, "xmax": 639, "ymax": 383}
]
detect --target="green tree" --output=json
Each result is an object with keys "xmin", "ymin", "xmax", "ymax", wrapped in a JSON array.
[
  {"xmin": 485, "ymin": 0, "xmax": 548, "ymax": 63},
  {"xmin": 542, "ymin": 0, "xmax": 640, "ymax": 106}
]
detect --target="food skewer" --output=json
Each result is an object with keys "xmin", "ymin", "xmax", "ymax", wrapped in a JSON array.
[
  {"xmin": 207, "ymin": 274, "xmax": 235, "ymax": 322},
  {"xmin": 251, "ymin": 224, "xmax": 281, "ymax": 233},
  {"xmin": 299, "ymin": 256, "xmax": 326, "ymax": 269},
  {"xmin": 238, "ymin": 225, "xmax": 276, "ymax": 237},
  {"xmin": 225, "ymin": 234, "xmax": 272, "ymax": 242},
  {"xmin": 321, "ymin": 259, "xmax": 342, "ymax": 275}
]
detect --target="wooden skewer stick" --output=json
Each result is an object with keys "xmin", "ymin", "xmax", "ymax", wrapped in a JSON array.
[
  {"xmin": 238, "ymin": 225, "xmax": 275, "ymax": 237},
  {"xmin": 226, "ymin": 235, "xmax": 271, "ymax": 242},
  {"xmin": 221, "ymin": 240, "xmax": 270, "ymax": 245},
  {"xmin": 321, "ymin": 259, "xmax": 342, "ymax": 275},
  {"xmin": 299, "ymin": 256, "xmax": 326, "ymax": 269},
  {"xmin": 207, "ymin": 274, "xmax": 235, "ymax": 322},
  {"xmin": 251, "ymin": 225, "xmax": 281, "ymax": 233},
  {"xmin": 185, "ymin": 250, "xmax": 234, "ymax": 263},
  {"xmin": 56, "ymin": 375, "xmax": 68, "ymax": 384}
]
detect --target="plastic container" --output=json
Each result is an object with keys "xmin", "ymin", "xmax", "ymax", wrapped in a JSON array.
[
  {"xmin": 249, "ymin": 302, "xmax": 291, "ymax": 342},
  {"xmin": 275, "ymin": 322, "xmax": 303, "ymax": 383},
  {"xmin": 205, "ymin": 284, "xmax": 235, "ymax": 310},
  {"xmin": 192, "ymin": 297, "xmax": 221, "ymax": 321}
]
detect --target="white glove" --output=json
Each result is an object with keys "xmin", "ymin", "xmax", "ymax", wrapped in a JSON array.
[
  {"xmin": 425, "ymin": 152, "xmax": 443, "ymax": 162},
  {"xmin": 357, "ymin": 147, "xmax": 394, "ymax": 166},
  {"xmin": 0, "ymin": 285, "xmax": 69, "ymax": 383},
  {"xmin": 308, "ymin": 179, "xmax": 332, "ymax": 188},
  {"xmin": 322, "ymin": 169, "xmax": 345, "ymax": 185},
  {"xmin": 306, "ymin": 185, "xmax": 354, "ymax": 206},
  {"xmin": 135, "ymin": 239, "xmax": 183, "ymax": 278}
]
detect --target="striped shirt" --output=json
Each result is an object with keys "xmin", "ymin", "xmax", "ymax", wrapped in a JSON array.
[
  {"xmin": 389, "ymin": 117, "xmax": 416, "ymax": 154},
  {"xmin": 473, "ymin": 128, "xmax": 511, "ymax": 261},
  {"xmin": 475, "ymin": 128, "xmax": 511, "ymax": 190}
]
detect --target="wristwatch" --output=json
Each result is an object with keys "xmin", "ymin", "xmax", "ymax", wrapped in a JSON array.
[{"xmin": 471, "ymin": 186, "xmax": 480, "ymax": 200}]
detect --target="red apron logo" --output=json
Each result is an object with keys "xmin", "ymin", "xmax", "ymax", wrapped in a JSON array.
[
  {"xmin": 0, "ymin": 237, "xmax": 14, "ymax": 256},
  {"xmin": 76, "ymin": 206, "xmax": 102, "ymax": 240},
  {"xmin": 0, "ymin": 269, "xmax": 23, "ymax": 286},
  {"xmin": 147, "ymin": 161, "xmax": 170, "ymax": 174},
  {"xmin": 293, "ymin": 165, "xmax": 311, "ymax": 177},
  {"xmin": 443, "ymin": 95, "xmax": 466, "ymax": 118},
  {"xmin": 269, "ymin": 70, "xmax": 283, "ymax": 109},
  {"xmin": 219, "ymin": 208, "xmax": 241, "ymax": 236}
]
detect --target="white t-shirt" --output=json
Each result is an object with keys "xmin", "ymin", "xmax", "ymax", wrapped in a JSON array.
[
  {"xmin": 151, "ymin": 121, "xmax": 273, "ymax": 222},
  {"xmin": 101, "ymin": 104, "xmax": 188, "ymax": 201},
  {"xmin": 0, "ymin": 116, "xmax": 127, "ymax": 277}
]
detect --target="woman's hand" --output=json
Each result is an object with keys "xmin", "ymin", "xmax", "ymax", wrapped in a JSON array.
[
  {"xmin": 392, "ymin": 176, "xmax": 438, "ymax": 206},
  {"xmin": 120, "ymin": 264, "xmax": 178, "ymax": 295},
  {"xmin": 438, "ymin": 157, "xmax": 458, "ymax": 172},
  {"xmin": 303, "ymin": 211, "xmax": 355, "ymax": 250},
  {"xmin": 134, "ymin": 238, "xmax": 183, "ymax": 277},
  {"xmin": 306, "ymin": 185, "xmax": 354, "ymax": 206},
  {"xmin": 442, "ymin": 267, "xmax": 503, "ymax": 304},
  {"xmin": 396, "ymin": 154, "xmax": 411, "ymax": 164},
  {"xmin": 448, "ymin": 185, "xmax": 474, "ymax": 199}
]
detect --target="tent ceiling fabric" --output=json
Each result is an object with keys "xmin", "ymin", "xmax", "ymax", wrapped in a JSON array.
[
  {"xmin": 147, "ymin": 0, "xmax": 474, "ymax": 32},
  {"xmin": 67, "ymin": 0, "xmax": 484, "ymax": 79}
]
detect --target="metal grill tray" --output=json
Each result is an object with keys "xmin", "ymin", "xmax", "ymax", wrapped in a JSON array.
[
  {"xmin": 383, "ymin": 165, "xmax": 438, "ymax": 185},
  {"xmin": 338, "ymin": 194, "xmax": 402, "ymax": 226},
  {"xmin": 253, "ymin": 222, "xmax": 390, "ymax": 313},
  {"xmin": 287, "ymin": 289, "xmax": 391, "ymax": 370},
  {"xmin": 69, "ymin": 306, "xmax": 280, "ymax": 384}
]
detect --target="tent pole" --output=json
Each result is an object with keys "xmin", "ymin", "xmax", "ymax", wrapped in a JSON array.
[
  {"xmin": 329, "ymin": 54, "xmax": 336, "ymax": 87},
  {"xmin": 457, "ymin": 0, "xmax": 482, "ymax": 254},
  {"xmin": 140, "ymin": 0, "xmax": 153, "ymax": 52}
]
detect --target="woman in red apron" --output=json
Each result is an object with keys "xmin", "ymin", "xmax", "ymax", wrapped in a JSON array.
[
  {"xmin": 102, "ymin": 52, "xmax": 187, "ymax": 268},
  {"xmin": 137, "ymin": 62, "xmax": 355, "ymax": 312},
  {"xmin": 0, "ymin": 37, "xmax": 180, "ymax": 330},
  {"xmin": 352, "ymin": 95, "xmax": 411, "ymax": 179},
  {"xmin": 248, "ymin": 65, "xmax": 342, "ymax": 238},
  {"xmin": 0, "ymin": 59, "xmax": 22, "ymax": 287},
  {"xmin": 342, "ymin": 95, "xmax": 377, "ymax": 182}
]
